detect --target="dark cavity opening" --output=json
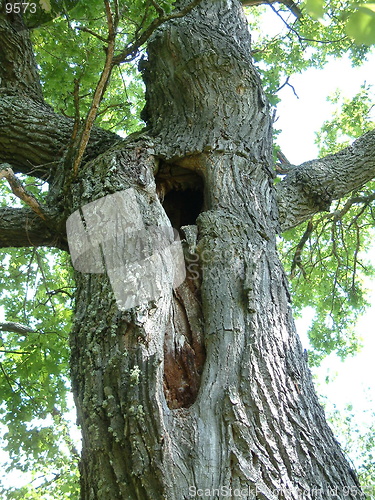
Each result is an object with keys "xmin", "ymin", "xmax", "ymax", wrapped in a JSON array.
[
  {"xmin": 155, "ymin": 163, "xmax": 204, "ymax": 231},
  {"xmin": 162, "ymin": 188, "xmax": 204, "ymax": 230}
]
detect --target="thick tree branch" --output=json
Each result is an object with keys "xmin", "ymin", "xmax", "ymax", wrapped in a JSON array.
[
  {"xmin": 276, "ymin": 129, "xmax": 375, "ymax": 232},
  {"xmin": 0, "ymin": 8, "xmax": 43, "ymax": 100},
  {"xmin": 0, "ymin": 91, "xmax": 119, "ymax": 178},
  {"xmin": 0, "ymin": 322, "xmax": 35, "ymax": 334},
  {"xmin": 0, "ymin": 207, "xmax": 67, "ymax": 249},
  {"xmin": 0, "ymin": 7, "xmax": 118, "ymax": 178}
]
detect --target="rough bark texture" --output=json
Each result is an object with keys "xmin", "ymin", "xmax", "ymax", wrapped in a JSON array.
[
  {"xmin": 0, "ymin": 1, "xmax": 370, "ymax": 499},
  {"xmin": 69, "ymin": 1, "xmax": 364, "ymax": 499},
  {"xmin": 0, "ymin": 207, "xmax": 66, "ymax": 249},
  {"xmin": 0, "ymin": 6, "xmax": 43, "ymax": 100}
]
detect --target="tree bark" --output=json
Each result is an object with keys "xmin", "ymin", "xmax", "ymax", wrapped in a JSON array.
[
  {"xmin": 0, "ymin": 91, "xmax": 118, "ymax": 178},
  {"xmin": 0, "ymin": 1, "xmax": 369, "ymax": 499},
  {"xmin": 0, "ymin": 6, "xmax": 43, "ymax": 100},
  {"xmin": 0, "ymin": 207, "xmax": 66, "ymax": 249}
]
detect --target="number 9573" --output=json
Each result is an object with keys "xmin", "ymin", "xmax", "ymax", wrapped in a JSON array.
[{"xmin": 5, "ymin": 3, "xmax": 37, "ymax": 14}]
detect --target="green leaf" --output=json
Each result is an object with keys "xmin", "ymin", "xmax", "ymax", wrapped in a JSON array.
[
  {"xmin": 304, "ymin": 0, "xmax": 325, "ymax": 20},
  {"xmin": 345, "ymin": 5, "xmax": 375, "ymax": 45},
  {"xmin": 39, "ymin": 0, "xmax": 52, "ymax": 12}
]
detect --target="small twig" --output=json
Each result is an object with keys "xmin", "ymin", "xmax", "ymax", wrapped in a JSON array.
[
  {"xmin": 35, "ymin": 473, "xmax": 62, "ymax": 490},
  {"xmin": 46, "ymin": 288, "xmax": 74, "ymax": 299},
  {"xmin": 150, "ymin": 0, "xmax": 166, "ymax": 17},
  {"xmin": 347, "ymin": 197, "xmax": 374, "ymax": 231},
  {"xmin": 0, "ymin": 362, "xmax": 13, "ymax": 391},
  {"xmin": 0, "ymin": 165, "xmax": 46, "ymax": 220},
  {"xmin": 275, "ymin": 149, "xmax": 295, "ymax": 174},
  {"xmin": 267, "ymin": 1, "xmax": 346, "ymax": 45},
  {"xmin": 352, "ymin": 223, "xmax": 360, "ymax": 293},
  {"xmin": 325, "ymin": 192, "xmax": 375, "ymax": 223},
  {"xmin": 241, "ymin": 0, "xmax": 302, "ymax": 19},
  {"xmin": 35, "ymin": 251, "xmax": 56, "ymax": 314},
  {"xmin": 75, "ymin": 26, "xmax": 108, "ymax": 42},
  {"xmin": 97, "ymin": 102, "xmax": 127, "ymax": 116},
  {"xmin": 276, "ymin": 76, "xmax": 299, "ymax": 98},
  {"xmin": 290, "ymin": 219, "xmax": 314, "ymax": 277},
  {"xmin": 0, "ymin": 362, "xmax": 33, "ymax": 397}
]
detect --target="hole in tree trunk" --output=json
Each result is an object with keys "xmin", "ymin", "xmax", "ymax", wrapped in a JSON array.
[
  {"xmin": 156, "ymin": 163, "xmax": 204, "ymax": 231},
  {"xmin": 162, "ymin": 188, "xmax": 204, "ymax": 230},
  {"xmin": 156, "ymin": 163, "xmax": 205, "ymax": 409}
]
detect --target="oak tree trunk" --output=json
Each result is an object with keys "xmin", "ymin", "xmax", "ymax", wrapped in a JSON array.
[
  {"xmin": 69, "ymin": 2, "xmax": 364, "ymax": 498},
  {"xmin": 0, "ymin": 1, "xmax": 368, "ymax": 499}
]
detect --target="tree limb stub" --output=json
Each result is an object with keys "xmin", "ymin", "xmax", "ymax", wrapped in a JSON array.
[{"xmin": 277, "ymin": 129, "xmax": 375, "ymax": 231}]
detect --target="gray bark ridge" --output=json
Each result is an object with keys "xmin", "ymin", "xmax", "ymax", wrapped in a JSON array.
[{"xmin": 0, "ymin": 90, "xmax": 118, "ymax": 178}]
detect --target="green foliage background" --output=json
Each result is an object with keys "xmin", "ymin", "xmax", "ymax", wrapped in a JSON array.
[{"xmin": 1, "ymin": 0, "xmax": 375, "ymax": 497}]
